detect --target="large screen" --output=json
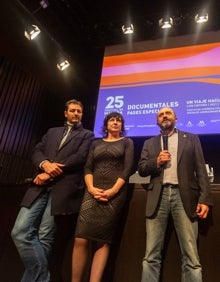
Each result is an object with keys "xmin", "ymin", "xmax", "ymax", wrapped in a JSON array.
[{"xmin": 94, "ymin": 31, "xmax": 220, "ymax": 137}]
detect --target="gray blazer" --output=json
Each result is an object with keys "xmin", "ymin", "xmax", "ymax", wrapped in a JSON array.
[{"xmin": 138, "ymin": 130, "xmax": 213, "ymax": 220}]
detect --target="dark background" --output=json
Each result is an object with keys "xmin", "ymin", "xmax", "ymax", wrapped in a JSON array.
[
  {"xmin": 1, "ymin": 0, "xmax": 220, "ymax": 184},
  {"xmin": 1, "ymin": 1, "xmax": 220, "ymax": 282}
]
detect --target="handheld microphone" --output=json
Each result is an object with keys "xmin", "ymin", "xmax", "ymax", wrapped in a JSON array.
[{"xmin": 162, "ymin": 133, "xmax": 168, "ymax": 150}]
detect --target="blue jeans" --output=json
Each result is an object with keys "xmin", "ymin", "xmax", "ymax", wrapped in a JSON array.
[
  {"xmin": 11, "ymin": 192, "xmax": 56, "ymax": 282},
  {"xmin": 141, "ymin": 186, "xmax": 202, "ymax": 282}
]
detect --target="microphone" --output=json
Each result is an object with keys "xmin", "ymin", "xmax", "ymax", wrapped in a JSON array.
[{"xmin": 162, "ymin": 133, "xmax": 168, "ymax": 150}]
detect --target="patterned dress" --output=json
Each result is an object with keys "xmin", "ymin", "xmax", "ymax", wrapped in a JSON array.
[{"xmin": 75, "ymin": 138, "xmax": 134, "ymax": 243}]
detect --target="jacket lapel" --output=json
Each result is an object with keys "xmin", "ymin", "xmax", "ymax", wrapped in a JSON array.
[
  {"xmin": 177, "ymin": 131, "xmax": 188, "ymax": 163},
  {"xmin": 59, "ymin": 127, "xmax": 81, "ymax": 150},
  {"xmin": 56, "ymin": 128, "xmax": 66, "ymax": 149}
]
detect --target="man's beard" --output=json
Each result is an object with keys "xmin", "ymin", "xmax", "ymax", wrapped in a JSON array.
[{"xmin": 160, "ymin": 120, "xmax": 175, "ymax": 131}]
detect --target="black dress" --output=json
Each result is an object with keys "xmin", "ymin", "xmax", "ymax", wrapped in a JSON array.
[{"xmin": 75, "ymin": 138, "xmax": 134, "ymax": 243}]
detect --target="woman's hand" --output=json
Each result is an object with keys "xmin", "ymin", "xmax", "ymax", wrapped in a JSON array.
[
  {"xmin": 101, "ymin": 188, "xmax": 117, "ymax": 201},
  {"xmin": 95, "ymin": 188, "xmax": 118, "ymax": 202},
  {"xmin": 88, "ymin": 186, "xmax": 106, "ymax": 200},
  {"xmin": 88, "ymin": 186, "xmax": 118, "ymax": 202}
]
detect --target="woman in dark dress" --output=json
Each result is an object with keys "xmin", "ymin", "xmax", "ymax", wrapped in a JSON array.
[{"xmin": 72, "ymin": 112, "xmax": 134, "ymax": 282}]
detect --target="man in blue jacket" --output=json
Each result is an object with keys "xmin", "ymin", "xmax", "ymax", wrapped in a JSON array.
[
  {"xmin": 11, "ymin": 99, "xmax": 94, "ymax": 282},
  {"xmin": 138, "ymin": 107, "xmax": 213, "ymax": 282}
]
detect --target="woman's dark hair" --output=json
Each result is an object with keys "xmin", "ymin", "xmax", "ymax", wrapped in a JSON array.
[{"xmin": 102, "ymin": 112, "xmax": 126, "ymax": 137}]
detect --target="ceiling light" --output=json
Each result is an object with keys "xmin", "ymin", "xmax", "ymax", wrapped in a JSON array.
[
  {"xmin": 195, "ymin": 12, "xmax": 208, "ymax": 23},
  {"xmin": 40, "ymin": 0, "xmax": 49, "ymax": 9},
  {"xmin": 57, "ymin": 60, "xmax": 70, "ymax": 71},
  {"xmin": 159, "ymin": 17, "xmax": 173, "ymax": 29},
  {"xmin": 24, "ymin": 25, "xmax": 41, "ymax": 40},
  {"xmin": 122, "ymin": 24, "xmax": 134, "ymax": 34}
]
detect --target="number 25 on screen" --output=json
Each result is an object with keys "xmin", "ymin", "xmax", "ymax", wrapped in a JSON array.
[{"xmin": 106, "ymin": 96, "xmax": 124, "ymax": 109}]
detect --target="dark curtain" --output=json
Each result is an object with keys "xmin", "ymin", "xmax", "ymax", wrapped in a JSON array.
[{"xmin": 0, "ymin": 57, "xmax": 47, "ymax": 183}]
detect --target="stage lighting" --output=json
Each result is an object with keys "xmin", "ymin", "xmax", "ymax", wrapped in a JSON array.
[
  {"xmin": 122, "ymin": 23, "xmax": 134, "ymax": 34},
  {"xmin": 195, "ymin": 12, "xmax": 208, "ymax": 23},
  {"xmin": 57, "ymin": 60, "xmax": 70, "ymax": 71},
  {"xmin": 159, "ymin": 17, "xmax": 173, "ymax": 29},
  {"xmin": 24, "ymin": 25, "xmax": 41, "ymax": 40},
  {"xmin": 40, "ymin": 0, "xmax": 49, "ymax": 9}
]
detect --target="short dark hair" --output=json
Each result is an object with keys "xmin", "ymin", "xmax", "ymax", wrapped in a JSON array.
[
  {"xmin": 102, "ymin": 112, "xmax": 126, "ymax": 137},
  {"xmin": 64, "ymin": 99, "xmax": 83, "ymax": 111}
]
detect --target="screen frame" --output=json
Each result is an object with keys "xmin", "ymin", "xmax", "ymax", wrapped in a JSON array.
[{"xmin": 94, "ymin": 30, "xmax": 220, "ymax": 138}]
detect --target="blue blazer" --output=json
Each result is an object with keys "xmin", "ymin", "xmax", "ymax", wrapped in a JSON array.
[
  {"xmin": 138, "ymin": 130, "xmax": 213, "ymax": 220},
  {"xmin": 21, "ymin": 124, "xmax": 94, "ymax": 215}
]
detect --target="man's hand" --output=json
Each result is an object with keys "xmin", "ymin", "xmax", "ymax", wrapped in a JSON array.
[
  {"xmin": 33, "ymin": 173, "xmax": 51, "ymax": 185},
  {"xmin": 157, "ymin": 150, "xmax": 171, "ymax": 167},
  {"xmin": 196, "ymin": 203, "xmax": 209, "ymax": 219},
  {"xmin": 41, "ymin": 161, "xmax": 65, "ymax": 177}
]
